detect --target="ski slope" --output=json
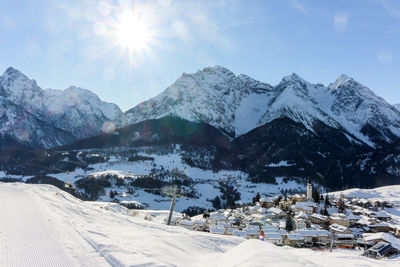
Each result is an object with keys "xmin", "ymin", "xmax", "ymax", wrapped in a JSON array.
[
  {"xmin": 0, "ymin": 182, "xmax": 399, "ymax": 266},
  {"xmin": 0, "ymin": 183, "xmax": 109, "ymax": 267}
]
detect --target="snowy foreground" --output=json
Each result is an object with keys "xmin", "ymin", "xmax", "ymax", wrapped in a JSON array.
[{"xmin": 1, "ymin": 183, "xmax": 399, "ymax": 266}]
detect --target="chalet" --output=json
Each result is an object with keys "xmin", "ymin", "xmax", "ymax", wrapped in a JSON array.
[
  {"xmin": 291, "ymin": 194, "xmax": 306, "ymax": 202},
  {"xmin": 372, "ymin": 211, "xmax": 391, "ymax": 222},
  {"xmin": 365, "ymin": 242, "xmax": 395, "ymax": 259},
  {"xmin": 310, "ymin": 213, "xmax": 329, "ymax": 225},
  {"xmin": 267, "ymin": 207, "xmax": 286, "ymax": 218},
  {"xmin": 363, "ymin": 232, "xmax": 400, "ymax": 251},
  {"xmin": 334, "ymin": 234, "xmax": 355, "ymax": 247},
  {"xmin": 245, "ymin": 228, "xmax": 259, "ymax": 239},
  {"xmin": 259, "ymin": 197, "xmax": 276, "ymax": 208},
  {"xmin": 180, "ymin": 220, "xmax": 196, "ymax": 230},
  {"xmin": 296, "ymin": 230, "xmax": 331, "ymax": 244},
  {"xmin": 292, "ymin": 201, "xmax": 317, "ymax": 215},
  {"xmin": 368, "ymin": 223, "xmax": 390, "ymax": 233},
  {"xmin": 295, "ymin": 218, "xmax": 307, "ymax": 230},
  {"xmin": 346, "ymin": 213, "xmax": 361, "ymax": 226},
  {"xmin": 329, "ymin": 215, "xmax": 350, "ymax": 227},
  {"xmin": 329, "ymin": 223, "xmax": 352, "ymax": 234},
  {"xmin": 265, "ymin": 232, "xmax": 283, "ymax": 245}
]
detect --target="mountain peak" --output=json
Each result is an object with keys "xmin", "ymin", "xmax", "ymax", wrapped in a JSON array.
[
  {"xmin": 2, "ymin": 67, "xmax": 28, "ymax": 81},
  {"xmin": 329, "ymin": 74, "xmax": 354, "ymax": 90},
  {"xmin": 281, "ymin": 72, "xmax": 305, "ymax": 83}
]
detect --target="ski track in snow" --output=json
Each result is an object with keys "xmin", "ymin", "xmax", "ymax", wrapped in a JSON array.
[{"xmin": 0, "ymin": 184, "xmax": 110, "ymax": 267}]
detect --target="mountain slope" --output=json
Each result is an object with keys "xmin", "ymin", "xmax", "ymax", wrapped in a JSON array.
[
  {"xmin": 121, "ymin": 66, "xmax": 400, "ymax": 147},
  {"xmin": 0, "ymin": 67, "xmax": 122, "ymax": 148},
  {"xmin": 61, "ymin": 116, "xmax": 230, "ymax": 151}
]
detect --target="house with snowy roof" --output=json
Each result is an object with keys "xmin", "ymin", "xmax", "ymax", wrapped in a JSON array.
[
  {"xmin": 267, "ymin": 207, "xmax": 286, "ymax": 218},
  {"xmin": 310, "ymin": 213, "xmax": 329, "ymax": 225},
  {"xmin": 283, "ymin": 233, "xmax": 305, "ymax": 247},
  {"xmin": 265, "ymin": 232, "xmax": 283, "ymax": 245},
  {"xmin": 180, "ymin": 220, "xmax": 196, "ymax": 230},
  {"xmin": 363, "ymin": 232, "xmax": 400, "ymax": 252},
  {"xmin": 296, "ymin": 230, "xmax": 331, "ymax": 243},
  {"xmin": 329, "ymin": 223, "xmax": 351, "ymax": 234},
  {"xmin": 329, "ymin": 215, "xmax": 350, "ymax": 227}
]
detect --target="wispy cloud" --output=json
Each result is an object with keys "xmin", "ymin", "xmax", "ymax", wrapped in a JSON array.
[
  {"xmin": 377, "ymin": 51, "xmax": 393, "ymax": 63},
  {"xmin": 333, "ymin": 13, "xmax": 348, "ymax": 33},
  {"xmin": 289, "ymin": 0, "xmax": 307, "ymax": 14}
]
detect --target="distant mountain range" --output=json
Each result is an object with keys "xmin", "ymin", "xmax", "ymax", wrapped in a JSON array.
[
  {"xmin": 119, "ymin": 66, "xmax": 400, "ymax": 148},
  {"xmin": 1, "ymin": 66, "xmax": 399, "ymax": 189},
  {"xmin": 0, "ymin": 67, "xmax": 122, "ymax": 149}
]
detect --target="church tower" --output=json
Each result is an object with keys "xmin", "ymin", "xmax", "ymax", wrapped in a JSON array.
[{"xmin": 306, "ymin": 178, "xmax": 312, "ymax": 200}]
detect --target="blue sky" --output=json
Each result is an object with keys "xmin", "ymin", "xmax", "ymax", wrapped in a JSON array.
[{"xmin": 0, "ymin": 0, "xmax": 399, "ymax": 111}]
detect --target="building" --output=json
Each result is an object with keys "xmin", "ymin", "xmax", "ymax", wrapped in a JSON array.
[
  {"xmin": 310, "ymin": 213, "xmax": 329, "ymax": 225},
  {"xmin": 365, "ymin": 242, "xmax": 394, "ymax": 259},
  {"xmin": 329, "ymin": 223, "xmax": 352, "ymax": 234},
  {"xmin": 265, "ymin": 232, "xmax": 283, "ymax": 245},
  {"xmin": 283, "ymin": 233, "xmax": 305, "ymax": 247},
  {"xmin": 329, "ymin": 214, "xmax": 350, "ymax": 227},
  {"xmin": 296, "ymin": 230, "xmax": 331, "ymax": 244},
  {"xmin": 267, "ymin": 207, "xmax": 286, "ymax": 219},
  {"xmin": 306, "ymin": 178, "xmax": 312, "ymax": 200}
]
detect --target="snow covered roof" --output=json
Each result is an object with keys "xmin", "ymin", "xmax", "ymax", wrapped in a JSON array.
[
  {"xmin": 268, "ymin": 207, "xmax": 284, "ymax": 215},
  {"xmin": 265, "ymin": 232, "xmax": 282, "ymax": 240},
  {"xmin": 296, "ymin": 230, "xmax": 331, "ymax": 237},
  {"xmin": 329, "ymin": 224, "xmax": 349, "ymax": 233},
  {"xmin": 232, "ymin": 230, "xmax": 247, "ymax": 237},
  {"xmin": 295, "ymin": 212, "xmax": 309, "ymax": 219},
  {"xmin": 180, "ymin": 220, "xmax": 195, "ymax": 226},
  {"xmin": 363, "ymin": 232, "xmax": 400, "ymax": 250},
  {"xmin": 310, "ymin": 213, "xmax": 328, "ymax": 221},
  {"xmin": 210, "ymin": 226, "xmax": 225, "ymax": 235},
  {"xmin": 285, "ymin": 233, "xmax": 304, "ymax": 241}
]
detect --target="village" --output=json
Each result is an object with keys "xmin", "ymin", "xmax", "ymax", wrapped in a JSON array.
[{"xmin": 138, "ymin": 179, "xmax": 400, "ymax": 260}]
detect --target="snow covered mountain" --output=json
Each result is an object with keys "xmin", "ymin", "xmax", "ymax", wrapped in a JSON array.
[
  {"xmin": 120, "ymin": 66, "xmax": 274, "ymax": 137},
  {"xmin": 395, "ymin": 104, "xmax": 400, "ymax": 111},
  {"xmin": 0, "ymin": 67, "xmax": 122, "ymax": 149},
  {"xmin": 121, "ymin": 66, "xmax": 400, "ymax": 147}
]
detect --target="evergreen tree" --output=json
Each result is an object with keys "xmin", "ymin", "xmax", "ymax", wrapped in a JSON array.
[
  {"xmin": 324, "ymin": 207, "xmax": 329, "ymax": 216},
  {"xmin": 274, "ymin": 196, "xmax": 282, "ymax": 207},
  {"xmin": 325, "ymin": 194, "xmax": 330, "ymax": 207},
  {"xmin": 252, "ymin": 192, "xmax": 261, "ymax": 204},
  {"xmin": 285, "ymin": 214, "xmax": 294, "ymax": 232},
  {"xmin": 312, "ymin": 188, "xmax": 320, "ymax": 203},
  {"xmin": 212, "ymin": 196, "xmax": 221, "ymax": 210}
]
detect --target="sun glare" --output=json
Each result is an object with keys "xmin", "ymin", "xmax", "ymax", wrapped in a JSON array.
[{"xmin": 115, "ymin": 12, "xmax": 152, "ymax": 54}]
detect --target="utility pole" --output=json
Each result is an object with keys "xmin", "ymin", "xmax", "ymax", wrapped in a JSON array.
[{"xmin": 167, "ymin": 189, "xmax": 177, "ymax": 226}]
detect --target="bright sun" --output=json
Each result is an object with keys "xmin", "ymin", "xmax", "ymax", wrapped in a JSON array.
[{"xmin": 115, "ymin": 11, "xmax": 152, "ymax": 54}]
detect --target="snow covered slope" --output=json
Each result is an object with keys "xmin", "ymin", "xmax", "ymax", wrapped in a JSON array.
[
  {"xmin": 329, "ymin": 185, "xmax": 400, "ymax": 205},
  {"xmin": 0, "ymin": 182, "xmax": 397, "ymax": 266},
  {"xmin": 122, "ymin": 66, "xmax": 400, "ymax": 146},
  {"xmin": 0, "ymin": 67, "xmax": 122, "ymax": 148},
  {"xmin": 396, "ymin": 104, "xmax": 400, "ymax": 111}
]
